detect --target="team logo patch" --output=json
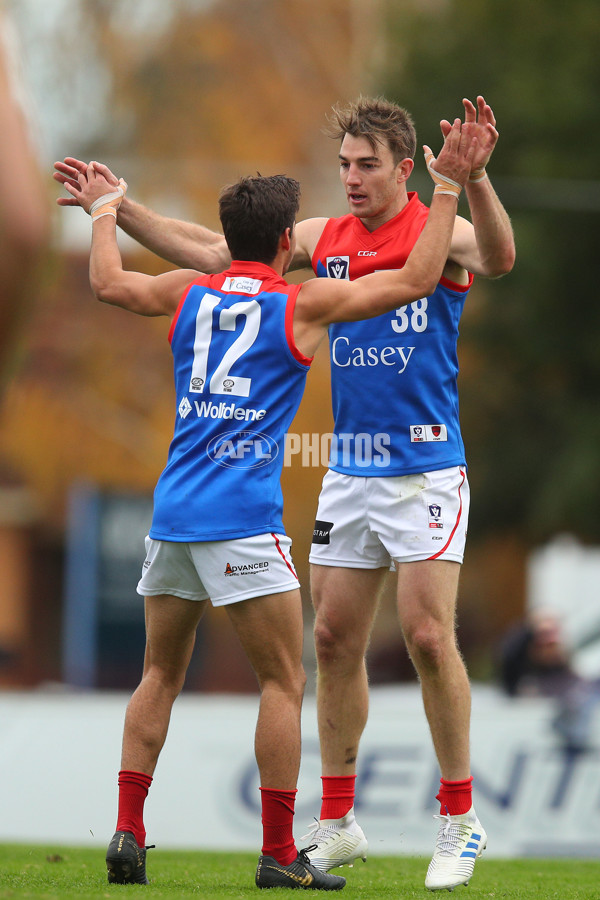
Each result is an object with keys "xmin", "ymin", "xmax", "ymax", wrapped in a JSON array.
[
  {"xmin": 312, "ymin": 520, "xmax": 334, "ymax": 545},
  {"xmin": 428, "ymin": 503, "xmax": 443, "ymax": 529},
  {"xmin": 326, "ymin": 256, "xmax": 350, "ymax": 280},
  {"xmin": 410, "ymin": 424, "xmax": 448, "ymax": 443}
]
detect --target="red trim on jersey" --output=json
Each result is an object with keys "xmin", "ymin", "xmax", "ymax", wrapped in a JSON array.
[
  {"xmin": 285, "ymin": 285, "xmax": 313, "ymax": 366},
  {"xmin": 271, "ymin": 533, "xmax": 299, "ymax": 580},
  {"xmin": 439, "ymin": 272, "xmax": 474, "ymax": 292},
  {"xmin": 427, "ymin": 468, "xmax": 466, "ymax": 560},
  {"xmin": 168, "ymin": 277, "xmax": 205, "ymax": 345}
]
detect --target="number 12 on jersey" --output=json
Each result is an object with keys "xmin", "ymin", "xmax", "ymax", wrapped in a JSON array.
[{"xmin": 188, "ymin": 293, "xmax": 261, "ymax": 398}]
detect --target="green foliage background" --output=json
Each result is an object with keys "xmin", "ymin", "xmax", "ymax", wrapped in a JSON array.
[{"xmin": 383, "ymin": 0, "xmax": 600, "ymax": 544}]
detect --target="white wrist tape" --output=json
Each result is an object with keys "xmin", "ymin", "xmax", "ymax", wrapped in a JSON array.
[
  {"xmin": 89, "ymin": 179, "xmax": 127, "ymax": 220},
  {"xmin": 424, "ymin": 150, "xmax": 462, "ymax": 199},
  {"xmin": 469, "ymin": 166, "xmax": 488, "ymax": 183},
  {"xmin": 91, "ymin": 208, "xmax": 117, "ymax": 222}
]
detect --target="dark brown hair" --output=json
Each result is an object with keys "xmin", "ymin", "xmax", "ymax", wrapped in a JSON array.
[{"xmin": 218, "ymin": 174, "xmax": 301, "ymax": 264}]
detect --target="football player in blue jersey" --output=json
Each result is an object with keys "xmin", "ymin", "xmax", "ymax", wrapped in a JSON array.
[{"xmin": 58, "ymin": 119, "xmax": 477, "ymax": 890}]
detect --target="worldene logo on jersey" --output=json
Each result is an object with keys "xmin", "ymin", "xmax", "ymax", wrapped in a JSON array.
[
  {"xmin": 326, "ymin": 256, "xmax": 350, "ymax": 279},
  {"xmin": 207, "ymin": 430, "xmax": 279, "ymax": 468}
]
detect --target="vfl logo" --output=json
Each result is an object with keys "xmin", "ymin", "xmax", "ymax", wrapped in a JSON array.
[
  {"xmin": 190, "ymin": 377, "xmax": 204, "ymax": 392},
  {"xmin": 326, "ymin": 256, "xmax": 350, "ymax": 280},
  {"xmin": 222, "ymin": 378, "xmax": 235, "ymax": 393},
  {"xmin": 428, "ymin": 503, "xmax": 443, "ymax": 529},
  {"xmin": 207, "ymin": 430, "xmax": 279, "ymax": 468}
]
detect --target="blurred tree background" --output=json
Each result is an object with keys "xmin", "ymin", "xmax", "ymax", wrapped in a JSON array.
[
  {"xmin": 383, "ymin": 0, "xmax": 600, "ymax": 545},
  {"xmin": 0, "ymin": 0, "xmax": 597, "ymax": 687}
]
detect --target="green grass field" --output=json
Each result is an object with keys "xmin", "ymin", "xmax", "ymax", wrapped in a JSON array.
[{"xmin": 0, "ymin": 846, "xmax": 598, "ymax": 900}]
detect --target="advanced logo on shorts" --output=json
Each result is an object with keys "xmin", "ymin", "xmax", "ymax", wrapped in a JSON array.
[
  {"xmin": 207, "ymin": 430, "xmax": 279, "ymax": 468},
  {"xmin": 224, "ymin": 561, "xmax": 269, "ymax": 576}
]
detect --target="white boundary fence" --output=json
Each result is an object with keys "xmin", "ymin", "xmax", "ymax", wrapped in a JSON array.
[{"xmin": 0, "ymin": 684, "xmax": 598, "ymax": 858}]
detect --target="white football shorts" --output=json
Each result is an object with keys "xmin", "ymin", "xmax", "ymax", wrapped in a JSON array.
[
  {"xmin": 309, "ymin": 466, "xmax": 469, "ymax": 568},
  {"xmin": 137, "ymin": 532, "xmax": 299, "ymax": 606}
]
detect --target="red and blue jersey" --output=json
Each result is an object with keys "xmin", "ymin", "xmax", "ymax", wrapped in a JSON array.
[
  {"xmin": 150, "ymin": 261, "xmax": 312, "ymax": 541},
  {"xmin": 312, "ymin": 192, "xmax": 473, "ymax": 476}
]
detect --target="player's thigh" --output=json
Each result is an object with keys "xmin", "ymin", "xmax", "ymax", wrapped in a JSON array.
[
  {"xmin": 143, "ymin": 593, "xmax": 208, "ymax": 678},
  {"xmin": 395, "ymin": 559, "xmax": 461, "ymax": 639},
  {"xmin": 311, "ymin": 563, "xmax": 387, "ymax": 650},
  {"xmin": 225, "ymin": 589, "xmax": 305, "ymax": 688}
]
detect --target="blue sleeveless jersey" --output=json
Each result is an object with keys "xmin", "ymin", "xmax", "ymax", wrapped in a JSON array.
[
  {"xmin": 312, "ymin": 193, "xmax": 473, "ymax": 477},
  {"xmin": 149, "ymin": 261, "xmax": 312, "ymax": 541}
]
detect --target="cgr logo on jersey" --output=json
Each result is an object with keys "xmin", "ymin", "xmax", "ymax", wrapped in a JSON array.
[
  {"xmin": 326, "ymin": 256, "xmax": 350, "ymax": 280},
  {"xmin": 357, "ymin": 251, "xmax": 377, "ymax": 257},
  {"xmin": 207, "ymin": 430, "xmax": 279, "ymax": 468}
]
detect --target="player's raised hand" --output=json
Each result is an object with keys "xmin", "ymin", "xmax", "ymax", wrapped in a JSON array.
[
  {"xmin": 54, "ymin": 157, "xmax": 121, "ymax": 207},
  {"xmin": 440, "ymin": 96, "xmax": 497, "ymax": 182},
  {"xmin": 423, "ymin": 118, "xmax": 477, "ymax": 199},
  {"xmin": 61, "ymin": 162, "xmax": 126, "ymax": 219}
]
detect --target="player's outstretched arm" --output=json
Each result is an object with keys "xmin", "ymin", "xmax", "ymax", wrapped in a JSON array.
[
  {"xmin": 54, "ymin": 156, "xmax": 231, "ymax": 274},
  {"xmin": 63, "ymin": 163, "xmax": 200, "ymax": 317},
  {"xmin": 294, "ymin": 121, "xmax": 475, "ymax": 357},
  {"xmin": 443, "ymin": 96, "xmax": 515, "ymax": 278}
]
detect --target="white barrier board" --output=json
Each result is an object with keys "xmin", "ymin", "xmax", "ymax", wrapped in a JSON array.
[{"xmin": 0, "ymin": 685, "xmax": 598, "ymax": 858}]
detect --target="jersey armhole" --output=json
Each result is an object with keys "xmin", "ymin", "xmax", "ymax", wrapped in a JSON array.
[
  {"xmin": 168, "ymin": 277, "xmax": 206, "ymax": 344},
  {"xmin": 285, "ymin": 285, "xmax": 313, "ymax": 367},
  {"xmin": 440, "ymin": 271, "xmax": 474, "ymax": 293},
  {"xmin": 310, "ymin": 218, "xmax": 334, "ymax": 274}
]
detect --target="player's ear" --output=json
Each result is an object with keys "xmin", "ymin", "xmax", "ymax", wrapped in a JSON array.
[
  {"xmin": 281, "ymin": 227, "xmax": 292, "ymax": 252},
  {"xmin": 397, "ymin": 157, "xmax": 414, "ymax": 183}
]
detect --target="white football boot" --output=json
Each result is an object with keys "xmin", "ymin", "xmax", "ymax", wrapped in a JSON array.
[
  {"xmin": 425, "ymin": 806, "xmax": 487, "ymax": 891},
  {"xmin": 302, "ymin": 808, "xmax": 368, "ymax": 872}
]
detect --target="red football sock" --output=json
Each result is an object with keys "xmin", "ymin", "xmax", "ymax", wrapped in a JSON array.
[
  {"xmin": 260, "ymin": 787, "xmax": 297, "ymax": 866},
  {"xmin": 320, "ymin": 775, "xmax": 356, "ymax": 820},
  {"xmin": 436, "ymin": 776, "xmax": 473, "ymax": 816},
  {"xmin": 116, "ymin": 769, "xmax": 153, "ymax": 848}
]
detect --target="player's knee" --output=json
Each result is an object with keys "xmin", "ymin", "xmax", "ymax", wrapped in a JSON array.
[
  {"xmin": 143, "ymin": 662, "xmax": 187, "ymax": 699},
  {"xmin": 263, "ymin": 665, "xmax": 306, "ymax": 706},
  {"xmin": 405, "ymin": 623, "xmax": 451, "ymax": 672},
  {"xmin": 314, "ymin": 617, "xmax": 365, "ymax": 670},
  {"xmin": 314, "ymin": 617, "xmax": 343, "ymax": 663}
]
